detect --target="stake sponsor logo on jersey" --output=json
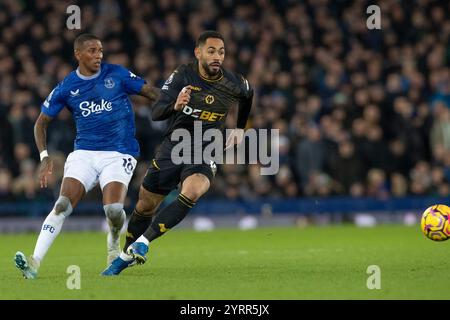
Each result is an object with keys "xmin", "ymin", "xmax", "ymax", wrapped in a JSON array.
[{"xmin": 79, "ymin": 99, "xmax": 113, "ymax": 117}]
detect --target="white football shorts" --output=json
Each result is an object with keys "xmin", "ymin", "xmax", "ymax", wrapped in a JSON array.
[{"xmin": 63, "ymin": 150, "xmax": 137, "ymax": 192}]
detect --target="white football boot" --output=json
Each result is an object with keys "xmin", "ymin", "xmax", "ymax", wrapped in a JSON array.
[{"xmin": 14, "ymin": 252, "xmax": 39, "ymax": 279}]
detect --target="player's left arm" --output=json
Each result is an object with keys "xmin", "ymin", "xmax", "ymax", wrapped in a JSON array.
[
  {"xmin": 225, "ymin": 76, "xmax": 254, "ymax": 150},
  {"xmin": 138, "ymin": 83, "xmax": 160, "ymax": 103},
  {"xmin": 236, "ymin": 76, "xmax": 253, "ymax": 129}
]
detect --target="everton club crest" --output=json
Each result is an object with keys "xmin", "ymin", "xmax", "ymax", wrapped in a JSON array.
[{"xmin": 104, "ymin": 77, "xmax": 115, "ymax": 89}]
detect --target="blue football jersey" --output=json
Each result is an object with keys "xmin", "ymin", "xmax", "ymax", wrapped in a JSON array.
[{"xmin": 41, "ymin": 63, "xmax": 145, "ymax": 157}]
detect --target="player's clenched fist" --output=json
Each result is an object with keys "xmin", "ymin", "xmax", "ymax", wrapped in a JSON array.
[{"xmin": 174, "ymin": 85, "xmax": 193, "ymax": 111}]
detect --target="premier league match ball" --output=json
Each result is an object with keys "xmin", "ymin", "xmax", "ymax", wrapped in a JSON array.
[{"xmin": 421, "ymin": 205, "xmax": 450, "ymax": 241}]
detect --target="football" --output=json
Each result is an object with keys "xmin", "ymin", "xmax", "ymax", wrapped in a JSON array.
[{"xmin": 421, "ymin": 205, "xmax": 450, "ymax": 241}]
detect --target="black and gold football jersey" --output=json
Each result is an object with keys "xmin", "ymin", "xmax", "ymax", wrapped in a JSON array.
[{"xmin": 152, "ymin": 61, "xmax": 253, "ymax": 159}]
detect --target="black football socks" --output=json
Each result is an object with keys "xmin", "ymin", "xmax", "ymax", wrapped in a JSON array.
[
  {"xmin": 123, "ymin": 209, "xmax": 153, "ymax": 253},
  {"xmin": 142, "ymin": 193, "xmax": 196, "ymax": 243}
]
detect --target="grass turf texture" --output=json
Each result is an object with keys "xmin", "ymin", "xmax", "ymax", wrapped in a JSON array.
[{"xmin": 0, "ymin": 225, "xmax": 449, "ymax": 300}]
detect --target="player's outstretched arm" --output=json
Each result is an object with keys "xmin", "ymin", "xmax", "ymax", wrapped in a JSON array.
[
  {"xmin": 138, "ymin": 84, "xmax": 160, "ymax": 103},
  {"xmin": 34, "ymin": 112, "xmax": 54, "ymax": 188}
]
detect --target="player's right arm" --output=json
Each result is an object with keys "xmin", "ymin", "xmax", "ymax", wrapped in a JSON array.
[
  {"xmin": 152, "ymin": 67, "xmax": 191, "ymax": 120},
  {"xmin": 36, "ymin": 83, "xmax": 66, "ymax": 188},
  {"xmin": 34, "ymin": 113, "xmax": 53, "ymax": 188}
]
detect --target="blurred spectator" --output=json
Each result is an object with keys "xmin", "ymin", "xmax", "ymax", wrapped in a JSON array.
[
  {"xmin": 295, "ymin": 124, "xmax": 325, "ymax": 189},
  {"xmin": 327, "ymin": 140, "xmax": 365, "ymax": 194},
  {"xmin": 410, "ymin": 161, "xmax": 432, "ymax": 195},
  {"xmin": 304, "ymin": 171, "xmax": 337, "ymax": 197},
  {"xmin": 390, "ymin": 173, "xmax": 408, "ymax": 198},
  {"xmin": 386, "ymin": 138, "xmax": 412, "ymax": 177},
  {"xmin": 12, "ymin": 159, "xmax": 38, "ymax": 200},
  {"xmin": 430, "ymin": 102, "xmax": 450, "ymax": 154},
  {"xmin": 363, "ymin": 125, "xmax": 389, "ymax": 170},
  {"xmin": 366, "ymin": 169, "xmax": 389, "ymax": 200},
  {"xmin": 0, "ymin": 167, "xmax": 14, "ymax": 201}
]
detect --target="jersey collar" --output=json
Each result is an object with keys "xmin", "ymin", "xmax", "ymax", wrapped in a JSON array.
[{"xmin": 76, "ymin": 66, "xmax": 102, "ymax": 80}]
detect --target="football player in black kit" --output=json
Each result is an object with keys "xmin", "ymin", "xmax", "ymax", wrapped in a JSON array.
[{"xmin": 102, "ymin": 30, "xmax": 253, "ymax": 275}]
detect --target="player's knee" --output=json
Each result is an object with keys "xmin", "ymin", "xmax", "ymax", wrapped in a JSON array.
[
  {"xmin": 136, "ymin": 199, "xmax": 157, "ymax": 216},
  {"xmin": 180, "ymin": 188, "xmax": 204, "ymax": 202},
  {"xmin": 104, "ymin": 203, "xmax": 124, "ymax": 222},
  {"xmin": 181, "ymin": 176, "xmax": 210, "ymax": 202},
  {"xmin": 54, "ymin": 196, "xmax": 73, "ymax": 217},
  {"xmin": 137, "ymin": 189, "xmax": 164, "ymax": 215}
]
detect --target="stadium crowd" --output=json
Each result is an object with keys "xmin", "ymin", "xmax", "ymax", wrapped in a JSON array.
[{"xmin": 0, "ymin": 0, "xmax": 450, "ymax": 205}]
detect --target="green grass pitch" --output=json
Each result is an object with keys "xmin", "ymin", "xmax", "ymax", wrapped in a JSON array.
[{"xmin": 1, "ymin": 224, "xmax": 450, "ymax": 300}]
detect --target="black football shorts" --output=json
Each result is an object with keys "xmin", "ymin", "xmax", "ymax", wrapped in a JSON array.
[{"xmin": 142, "ymin": 158, "xmax": 217, "ymax": 195}]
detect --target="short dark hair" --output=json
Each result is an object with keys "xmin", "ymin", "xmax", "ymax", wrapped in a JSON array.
[
  {"xmin": 74, "ymin": 33, "xmax": 100, "ymax": 50},
  {"xmin": 196, "ymin": 30, "xmax": 224, "ymax": 47}
]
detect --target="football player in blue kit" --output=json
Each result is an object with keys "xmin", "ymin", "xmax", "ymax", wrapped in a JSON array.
[{"xmin": 14, "ymin": 34, "xmax": 160, "ymax": 279}]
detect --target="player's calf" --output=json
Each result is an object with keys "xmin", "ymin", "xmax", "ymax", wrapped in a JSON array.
[
  {"xmin": 104, "ymin": 203, "xmax": 125, "ymax": 231},
  {"xmin": 123, "ymin": 208, "xmax": 153, "ymax": 253},
  {"xmin": 104, "ymin": 203, "xmax": 126, "ymax": 264},
  {"xmin": 140, "ymin": 192, "xmax": 197, "ymax": 243},
  {"xmin": 122, "ymin": 188, "xmax": 164, "ymax": 253},
  {"xmin": 32, "ymin": 196, "xmax": 73, "ymax": 264},
  {"xmin": 54, "ymin": 196, "xmax": 73, "ymax": 216},
  {"xmin": 127, "ymin": 192, "xmax": 197, "ymax": 265},
  {"xmin": 15, "ymin": 195, "xmax": 74, "ymax": 280}
]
